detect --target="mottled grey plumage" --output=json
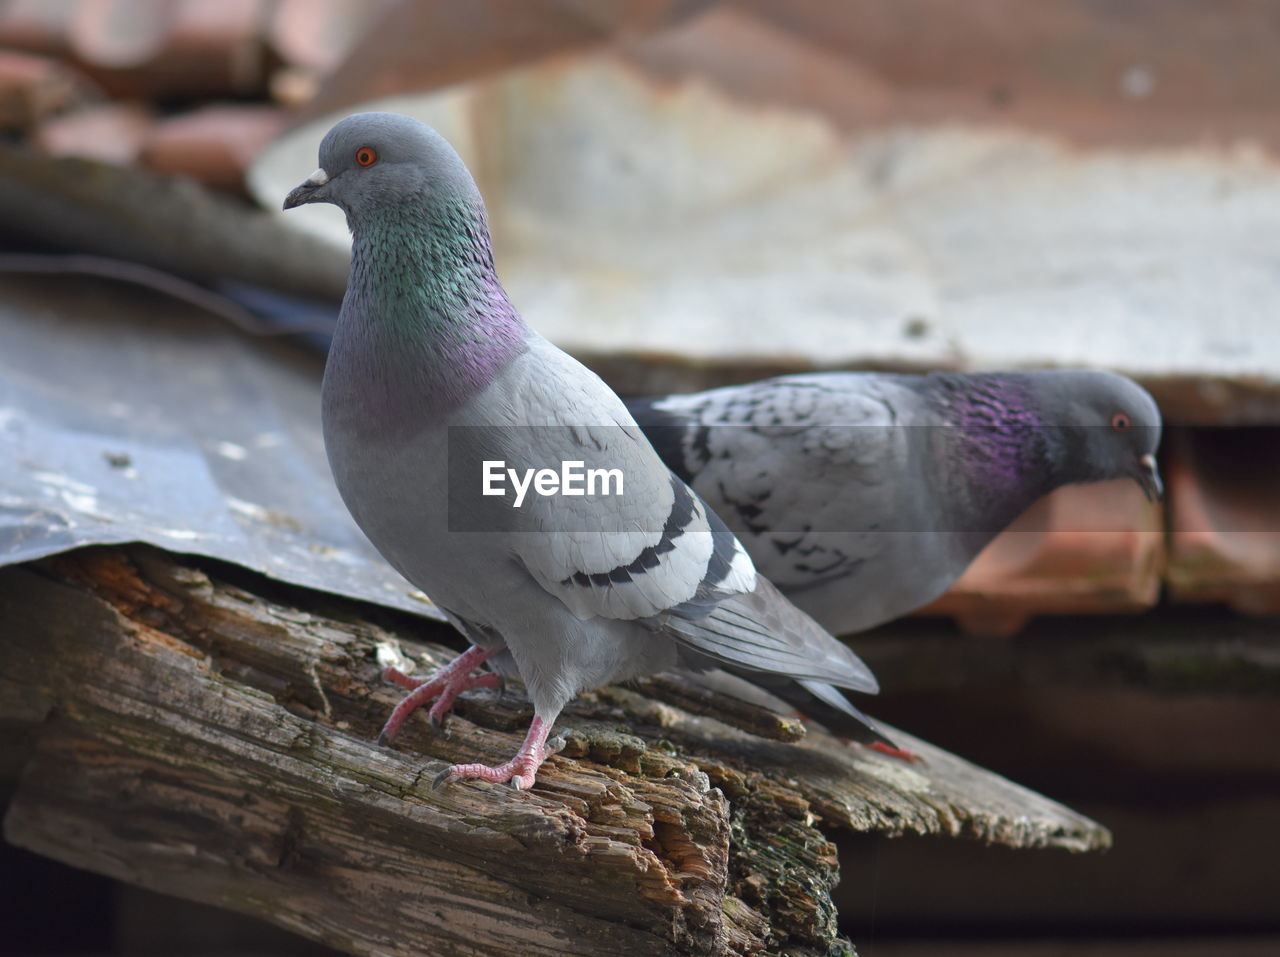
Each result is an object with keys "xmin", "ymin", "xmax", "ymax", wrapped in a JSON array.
[
  {"xmin": 629, "ymin": 370, "xmax": 1163, "ymax": 639},
  {"xmin": 284, "ymin": 112, "xmax": 890, "ymax": 787}
]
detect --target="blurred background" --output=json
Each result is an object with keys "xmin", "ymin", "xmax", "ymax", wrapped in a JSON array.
[{"xmin": 1, "ymin": 1, "xmax": 1278, "ymax": 955}]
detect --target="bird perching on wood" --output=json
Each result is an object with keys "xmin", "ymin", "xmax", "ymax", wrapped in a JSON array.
[{"xmin": 284, "ymin": 112, "xmax": 891, "ymax": 789}]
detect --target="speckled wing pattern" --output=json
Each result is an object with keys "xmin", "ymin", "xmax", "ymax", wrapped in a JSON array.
[
  {"xmin": 496, "ymin": 338, "xmax": 757, "ymax": 622},
  {"xmin": 631, "ymin": 374, "xmax": 913, "ymax": 591},
  {"xmin": 493, "ymin": 343, "xmax": 874, "ymax": 686}
]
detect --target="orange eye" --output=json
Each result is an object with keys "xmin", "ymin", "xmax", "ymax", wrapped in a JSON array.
[
  {"xmin": 355, "ymin": 146, "xmax": 377, "ymax": 167},
  {"xmin": 1111, "ymin": 412, "xmax": 1131, "ymax": 431}
]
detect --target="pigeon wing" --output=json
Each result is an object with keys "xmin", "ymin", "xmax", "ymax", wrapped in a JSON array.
[
  {"xmin": 493, "ymin": 340, "xmax": 756, "ymax": 622},
  {"xmin": 630, "ymin": 374, "xmax": 918, "ymax": 590},
  {"xmin": 487, "ymin": 343, "xmax": 877, "ymax": 691}
]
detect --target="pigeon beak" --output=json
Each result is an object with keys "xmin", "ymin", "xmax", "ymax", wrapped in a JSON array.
[
  {"xmin": 283, "ymin": 167, "xmax": 331, "ymax": 210},
  {"xmin": 1133, "ymin": 452, "xmax": 1163, "ymax": 503}
]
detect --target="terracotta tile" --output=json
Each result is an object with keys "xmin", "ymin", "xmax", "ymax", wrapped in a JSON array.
[
  {"xmin": 139, "ymin": 103, "xmax": 283, "ymax": 194},
  {"xmin": 297, "ymin": 0, "xmax": 718, "ymax": 123},
  {"xmin": 269, "ymin": 0, "xmax": 383, "ymax": 73},
  {"xmin": 163, "ymin": 0, "xmax": 268, "ymax": 94},
  {"xmin": 267, "ymin": 63, "xmax": 320, "ymax": 108},
  {"xmin": 56, "ymin": 0, "xmax": 268, "ymax": 98},
  {"xmin": 0, "ymin": 49, "xmax": 90, "ymax": 129},
  {"xmin": 1166, "ymin": 427, "xmax": 1280, "ymax": 614},
  {"xmin": 68, "ymin": 0, "xmax": 171, "ymax": 71},
  {"xmin": 265, "ymin": 0, "xmax": 388, "ymax": 107},
  {"xmin": 33, "ymin": 99, "xmax": 153, "ymax": 163},
  {"xmin": 624, "ymin": 6, "xmax": 893, "ymax": 124},
  {"xmin": 743, "ymin": 0, "xmax": 1280, "ymax": 113},
  {"xmin": 0, "ymin": 0, "xmax": 75, "ymax": 56},
  {"xmin": 921, "ymin": 480, "xmax": 1165, "ymax": 637},
  {"xmin": 722, "ymin": 0, "xmax": 1280, "ymax": 152}
]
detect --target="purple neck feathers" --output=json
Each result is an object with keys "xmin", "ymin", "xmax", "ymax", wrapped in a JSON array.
[
  {"xmin": 931, "ymin": 374, "xmax": 1060, "ymax": 530},
  {"xmin": 338, "ymin": 196, "xmax": 528, "ymax": 415}
]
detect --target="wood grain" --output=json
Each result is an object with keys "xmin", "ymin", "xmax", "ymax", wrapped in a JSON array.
[{"xmin": 0, "ymin": 547, "xmax": 1108, "ymax": 955}]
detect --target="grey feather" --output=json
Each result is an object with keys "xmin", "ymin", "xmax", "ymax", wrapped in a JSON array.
[
  {"xmin": 285, "ymin": 112, "xmax": 891, "ymax": 783},
  {"xmin": 629, "ymin": 369, "xmax": 1163, "ymax": 636}
]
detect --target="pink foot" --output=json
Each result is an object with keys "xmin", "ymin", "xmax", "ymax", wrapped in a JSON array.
[
  {"xmin": 377, "ymin": 645, "xmax": 496, "ymax": 744},
  {"xmin": 423, "ymin": 671, "xmax": 500, "ymax": 726},
  {"xmin": 866, "ymin": 740, "xmax": 921, "ymax": 763},
  {"xmin": 432, "ymin": 716, "xmax": 562, "ymax": 791}
]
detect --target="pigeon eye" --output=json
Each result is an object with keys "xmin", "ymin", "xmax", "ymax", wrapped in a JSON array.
[
  {"xmin": 355, "ymin": 146, "xmax": 377, "ymax": 167},
  {"xmin": 1111, "ymin": 412, "xmax": 1131, "ymax": 431}
]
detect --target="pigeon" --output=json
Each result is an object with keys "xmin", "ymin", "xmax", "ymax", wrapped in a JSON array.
[
  {"xmin": 283, "ymin": 112, "xmax": 890, "ymax": 788},
  {"xmin": 628, "ymin": 370, "xmax": 1163, "ymax": 638}
]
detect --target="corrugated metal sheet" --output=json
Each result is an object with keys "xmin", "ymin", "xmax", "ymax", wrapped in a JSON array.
[{"xmin": 0, "ymin": 272, "xmax": 437, "ymax": 618}]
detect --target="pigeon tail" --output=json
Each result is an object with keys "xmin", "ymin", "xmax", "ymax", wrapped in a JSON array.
[
  {"xmin": 666, "ymin": 576, "xmax": 879, "ymax": 693},
  {"xmin": 690, "ymin": 666, "xmax": 900, "ymax": 751}
]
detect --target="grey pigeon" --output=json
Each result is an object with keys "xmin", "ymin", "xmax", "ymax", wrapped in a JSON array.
[
  {"xmin": 628, "ymin": 370, "xmax": 1163, "ymax": 640},
  {"xmin": 283, "ymin": 112, "xmax": 889, "ymax": 788}
]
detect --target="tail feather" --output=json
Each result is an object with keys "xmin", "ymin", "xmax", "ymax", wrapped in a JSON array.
[
  {"xmin": 666, "ymin": 576, "xmax": 879, "ymax": 693},
  {"xmin": 689, "ymin": 667, "xmax": 897, "ymax": 749}
]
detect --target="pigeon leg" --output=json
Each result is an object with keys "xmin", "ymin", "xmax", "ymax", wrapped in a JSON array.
[
  {"xmin": 425, "ymin": 671, "xmax": 500, "ymax": 726},
  {"xmin": 378, "ymin": 645, "xmax": 495, "ymax": 744},
  {"xmin": 433, "ymin": 715, "xmax": 563, "ymax": 791}
]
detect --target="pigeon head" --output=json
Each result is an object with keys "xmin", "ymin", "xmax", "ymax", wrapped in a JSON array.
[
  {"xmin": 283, "ymin": 112, "xmax": 483, "ymax": 220},
  {"xmin": 284, "ymin": 112, "xmax": 525, "ymax": 409},
  {"xmin": 1030, "ymin": 370, "xmax": 1163, "ymax": 501}
]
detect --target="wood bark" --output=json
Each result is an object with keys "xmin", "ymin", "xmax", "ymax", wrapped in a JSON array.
[{"xmin": 0, "ymin": 547, "xmax": 1108, "ymax": 956}]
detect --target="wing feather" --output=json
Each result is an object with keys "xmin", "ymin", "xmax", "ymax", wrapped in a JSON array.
[{"xmin": 497, "ymin": 339, "xmax": 756, "ymax": 622}]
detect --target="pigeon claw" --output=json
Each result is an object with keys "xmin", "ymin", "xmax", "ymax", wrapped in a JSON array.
[
  {"xmin": 384, "ymin": 666, "xmax": 421, "ymax": 690},
  {"xmin": 438, "ymin": 756, "xmax": 544, "ymax": 790},
  {"xmin": 510, "ymin": 772, "xmax": 535, "ymax": 791},
  {"xmin": 376, "ymin": 645, "xmax": 496, "ymax": 743},
  {"xmin": 428, "ymin": 715, "xmax": 557, "ymax": 791}
]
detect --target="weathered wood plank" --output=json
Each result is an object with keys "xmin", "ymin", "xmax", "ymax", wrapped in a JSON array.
[{"xmin": 0, "ymin": 547, "xmax": 1109, "ymax": 955}]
